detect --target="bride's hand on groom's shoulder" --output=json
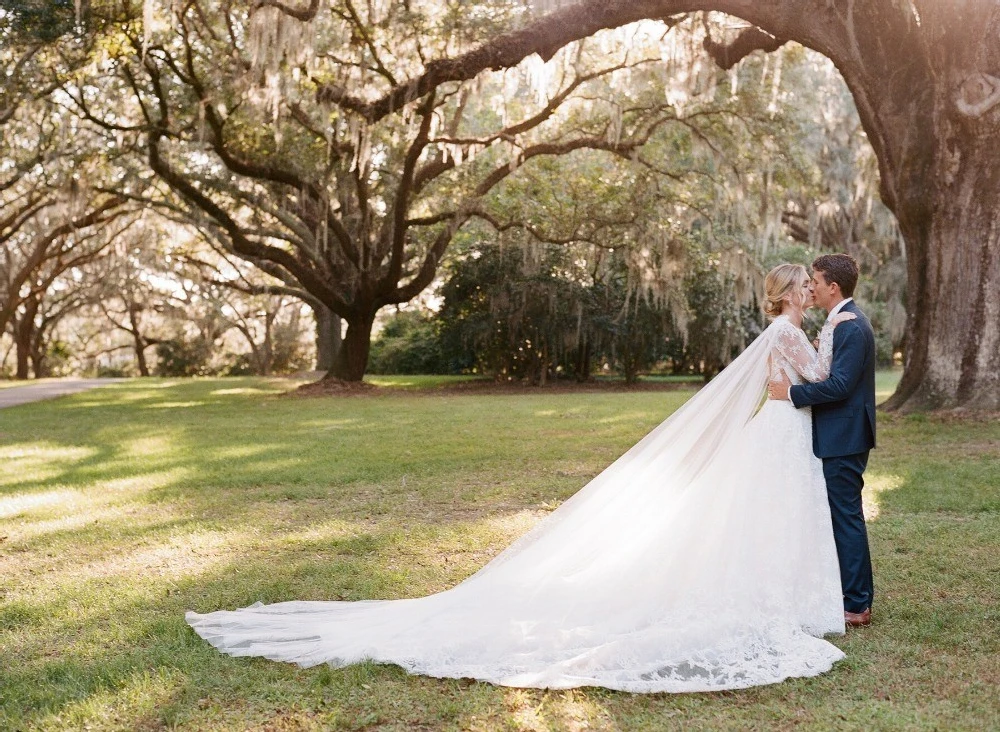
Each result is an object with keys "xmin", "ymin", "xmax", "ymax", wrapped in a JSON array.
[{"xmin": 830, "ymin": 312, "xmax": 857, "ymax": 327}]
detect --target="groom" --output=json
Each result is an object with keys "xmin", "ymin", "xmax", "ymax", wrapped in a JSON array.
[{"xmin": 768, "ymin": 253, "xmax": 877, "ymax": 628}]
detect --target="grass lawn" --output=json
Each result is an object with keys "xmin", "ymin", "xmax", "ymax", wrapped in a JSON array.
[{"xmin": 1, "ymin": 372, "xmax": 998, "ymax": 730}]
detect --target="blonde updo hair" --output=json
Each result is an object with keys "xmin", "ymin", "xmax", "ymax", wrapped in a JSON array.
[{"xmin": 763, "ymin": 263, "xmax": 808, "ymax": 318}]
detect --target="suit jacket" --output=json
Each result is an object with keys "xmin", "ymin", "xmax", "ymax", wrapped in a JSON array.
[{"xmin": 789, "ymin": 300, "xmax": 877, "ymax": 458}]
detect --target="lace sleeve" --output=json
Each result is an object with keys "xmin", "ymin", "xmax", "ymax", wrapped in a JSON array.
[
  {"xmin": 817, "ymin": 327, "xmax": 833, "ymax": 377},
  {"xmin": 774, "ymin": 321, "xmax": 828, "ymax": 382},
  {"xmin": 818, "ymin": 312, "xmax": 857, "ymax": 374}
]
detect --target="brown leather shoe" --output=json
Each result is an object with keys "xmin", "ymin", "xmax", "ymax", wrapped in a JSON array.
[{"xmin": 844, "ymin": 608, "xmax": 871, "ymax": 627}]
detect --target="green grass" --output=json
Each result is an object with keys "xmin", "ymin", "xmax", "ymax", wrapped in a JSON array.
[
  {"xmin": 0, "ymin": 372, "xmax": 998, "ymax": 730},
  {"xmin": 620, "ymin": 374, "xmax": 704, "ymax": 383},
  {"xmin": 875, "ymin": 368, "xmax": 903, "ymax": 403}
]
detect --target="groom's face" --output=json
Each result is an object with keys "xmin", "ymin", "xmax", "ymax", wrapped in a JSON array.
[{"xmin": 811, "ymin": 270, "xmax": 839, "ymax": 311}]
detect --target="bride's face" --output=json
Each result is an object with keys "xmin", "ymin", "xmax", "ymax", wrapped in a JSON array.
[
  {"xmin": 787, "ymin": 274, "xmax": 814, "ymax": 311},
  {"xmin": 801, "ymin": 275, "xmax": 816, "ymax": 308}
]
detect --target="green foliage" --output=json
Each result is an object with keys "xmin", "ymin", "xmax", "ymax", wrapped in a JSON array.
[
  {"xmin": 95, "ymin": 363, "xmax": 130, "ymax": 378},
  {"xmin": 368, "ymin": 310, "xmax": 459, "ymax": 375},
  {"xmin": 433, "ymin": 231, "xmax": 765, "ymax": 382},
  {"xmin": 0, "ymin": 0, "xmax": 78, "ymax": 42},
  {"xmin": 269, "ymin": 320, "xmax": 312, "ymax": 375},
  {"xmin": 35, "ymin": 340, "xmax": 74, "ymax": 378},
  {"xmin": 677, "ymin": 248, "xmax": 760, "ymax": 379},
  {"xmin": 154, "ymin": 338, "xmax": 215, "ymax": 377},
  {"xmin": 436, "ymin": 234, "xmax": 591, "ymax": 382},
  {"xmin": 223, "ymin": 353, "xmax": 260, "ymax": 377},
  {"xmin": 586, "ymin": 250, "xmax": 676, "ymax": 384},
  {"xmin": 861, "ymin": 300, "xmax": 901, "ymax": 366},
  {"xmin": 158, "ymin": 326, "xmax": 312, "ymax": 378}
]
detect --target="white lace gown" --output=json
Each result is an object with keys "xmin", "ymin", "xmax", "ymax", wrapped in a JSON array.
[{"xmin": 187, "ymin": 315, "xmax": 845, "ymax": 692}]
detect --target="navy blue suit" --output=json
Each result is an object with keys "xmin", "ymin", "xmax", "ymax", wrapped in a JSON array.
[{"xmin": 789, "ymin": 300, "xmax": 876, "ymax": 613}]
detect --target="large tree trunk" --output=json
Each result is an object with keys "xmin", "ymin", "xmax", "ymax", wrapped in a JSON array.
[
  {"xmin": 15, "ymin": 341, "xmax": 30, "ymax": 379},
  {"xmin": 13, "ymin": 315, "xmax": 32, "ymax": 380},
  {"xmin": 128, "ymin": 304, "xmax": 151, "ymax": 377},
  {"xmin": 134, "ymin": 338, "xmax": 150, "ymax": 377},
  {"xmin": 818, "ymin": 2, "xmax": 1000, "ymax": 410},
  {"xmin": 260, "ymin": 309, "xmax": 275, "ymax": 376},
  {"xmin": 883, "ymin": 150, "xmax": 1000, "ymax": 410},
  {"xmin": 313, "ymin": 303, "xmax": 342, "ymax": 372},
  {"xmin": 328, "ymin": 312, "xmax": 374, "ymax": 381},
  {"xmin": 12, "ymin": 296, "xmax": 40, "ymax": 379},
  {"xmin": 30, "ymin": 331, "xmax": 47, "ymax": 378}
]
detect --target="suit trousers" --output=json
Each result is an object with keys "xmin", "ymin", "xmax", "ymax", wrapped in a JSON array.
[{"xmin": 822, "ymin": 452, "xmax": 874, "ymax": 613}]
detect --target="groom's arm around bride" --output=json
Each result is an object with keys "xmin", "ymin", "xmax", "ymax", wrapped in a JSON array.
[{"xmin": 791, "ymin": 302, "xmax": 876, "ymax": 456}]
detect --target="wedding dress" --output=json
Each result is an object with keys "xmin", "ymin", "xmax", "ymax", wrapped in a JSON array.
[{"xmin": 187, "ymin": 314, "xmax": 845, "ymax": 692}]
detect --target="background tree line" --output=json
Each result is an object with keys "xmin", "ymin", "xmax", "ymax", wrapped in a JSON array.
[{"xmin": 1, "ymin": 3, "xmax": 907, "ymax": 391}]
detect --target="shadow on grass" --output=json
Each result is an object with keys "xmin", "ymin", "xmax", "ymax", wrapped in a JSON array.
[
  {"xmin": 7, "ymin": 497, "xmax": 1000, "ymax": 730},
  {"xmin": 0, "ymin": 377, "xmax": 641, "ymax": 525},
  {"xmin": 3, "ymin": 517, "xmax": 549, "ymax": 730},
  {"xmin": 0, "ymin": 375, "xmax": 957, "ymax": 555}
]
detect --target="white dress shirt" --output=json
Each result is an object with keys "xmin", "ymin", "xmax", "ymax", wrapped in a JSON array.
[{"xmin": 826, "ymin": 297, "xmax": 854, "ymax": 321}]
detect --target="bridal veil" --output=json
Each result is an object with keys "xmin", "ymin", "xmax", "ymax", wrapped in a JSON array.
[{"xmin": 187, "ymin": 319, "xmax": 845, "ymax": 692}]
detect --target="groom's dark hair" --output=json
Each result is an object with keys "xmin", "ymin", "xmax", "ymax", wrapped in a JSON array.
[{"xmin": 812, "ymin": 253, "xmax": 859, "ymax": 297}]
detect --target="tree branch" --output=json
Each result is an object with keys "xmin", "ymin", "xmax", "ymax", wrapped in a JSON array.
[
  {"xmin": 254, "ymin": 0, "xmax": 321, "ymax": 22},
  {"xmin": 168, "ymin": 18, "xmax": 361, "ymax": 267},
  {"xmin": 389, "ymin": 115, "xmax": 679, "ymax": 304},
  {"xmin": 702, "ymin": 24, "xmax": 787, "ymax": 70},
  {"xmin": 314, "ymin": 0, "xmax": 797, "ymax": 123},
  {"xmin": 342, "ymin": 0, "xmax": 397, "ymax": 86},
  {"xmin": 147, "ymin": 124, "xmax": 349, "ymax": 317},
  {"xmin": 385, "ymin": 92, "xmax": 436, "ymax": 289}
]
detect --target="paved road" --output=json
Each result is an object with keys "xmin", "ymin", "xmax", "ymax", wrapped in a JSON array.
[{"xmin": 0, "ymin": 379, "xmax": 127, "ymax": 409}]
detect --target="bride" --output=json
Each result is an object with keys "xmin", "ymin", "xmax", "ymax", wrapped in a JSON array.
[{"xmin": 187, "ymin": 263, "xmax": 855, "ymax": 693}]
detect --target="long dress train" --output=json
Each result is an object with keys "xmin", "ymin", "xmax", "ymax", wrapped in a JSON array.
[{"xmin": 187, "ymin": 314, "xmax": 845, "ymax": 692}]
